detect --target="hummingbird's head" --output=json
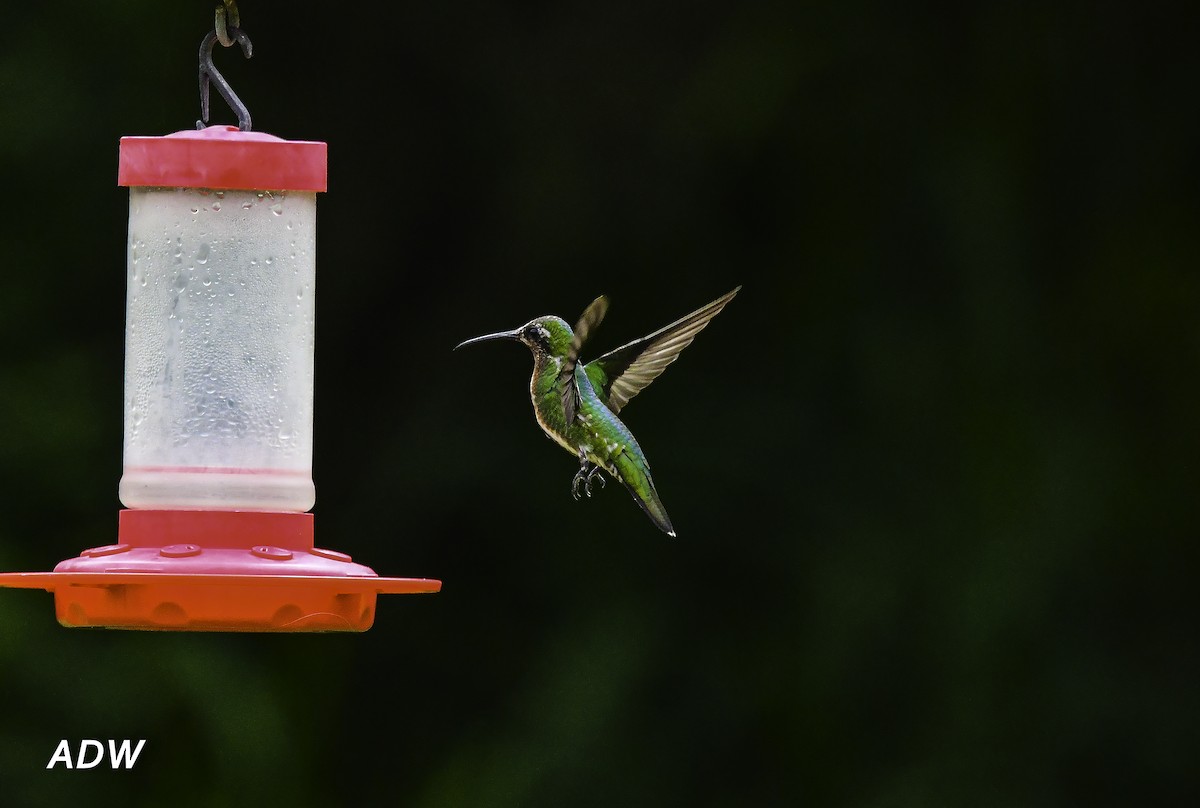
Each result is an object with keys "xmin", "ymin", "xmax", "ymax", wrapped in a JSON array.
[{"xmin": 455, "ymin": 315, "xmax": 574, "ymax": 359}]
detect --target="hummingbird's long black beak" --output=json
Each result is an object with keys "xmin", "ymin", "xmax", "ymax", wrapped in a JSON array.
[{"xmin": 453, "ymin": 328, "xmax": 522, "ymax": 351}]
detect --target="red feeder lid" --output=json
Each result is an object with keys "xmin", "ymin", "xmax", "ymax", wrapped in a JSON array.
[{"xmin": 118, "ymin": 125, "xmax": 327, "ymax": 192}]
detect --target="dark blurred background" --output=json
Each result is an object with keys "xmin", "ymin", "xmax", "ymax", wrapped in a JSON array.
[{"xmin": 1, "ymin": 1, "xmax": 1196, "ymax": 805}]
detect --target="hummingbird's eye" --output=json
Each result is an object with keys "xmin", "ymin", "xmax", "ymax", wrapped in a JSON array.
[{"xmin": 523, "ymin": 325, "xmax": 546, "ymax": 346}]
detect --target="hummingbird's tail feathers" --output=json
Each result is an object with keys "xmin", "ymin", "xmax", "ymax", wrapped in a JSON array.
[
  {"xmin": 613, "ymin": 451, "xmax": 676, "ymax": 537},
  {"xmin": 585, "ymin": 286, "xmax": 741, "ymax": 414}
]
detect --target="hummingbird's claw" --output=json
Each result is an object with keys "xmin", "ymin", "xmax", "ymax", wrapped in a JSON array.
[
  {"xmin": 571, "ymin": 465, "xmax": 589, "ymax": 501},
  {"xmin": 572, "ymin": 460, "xmax": 606, "ymax": 500},
  {"xmin": 584, "ymin": 465, "xmax": 606, "ymax": 498}
]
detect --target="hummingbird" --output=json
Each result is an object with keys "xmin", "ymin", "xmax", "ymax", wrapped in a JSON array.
[{"xmin": 454, "ymin": 286, "xmax": 741, "ymax": 537}]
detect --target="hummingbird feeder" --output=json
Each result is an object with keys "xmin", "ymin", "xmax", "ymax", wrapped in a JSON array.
[{"xmin": 0, "ymin": 11, "xmax": 440, "ymax": 630}]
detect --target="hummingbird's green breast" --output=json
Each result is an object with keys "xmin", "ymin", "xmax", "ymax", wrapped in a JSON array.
[
  {"xmin": 529, "ymin": 355, "xmax": 647, "ymax": 477},
  {"xmin": 529, "ymin": 354, "xmax": 575, "ymax": 454}
]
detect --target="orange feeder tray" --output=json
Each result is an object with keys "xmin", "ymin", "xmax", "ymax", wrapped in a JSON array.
[{"xmin": 0, "ymin": 511, "xmax": 440, "ymax": 631}]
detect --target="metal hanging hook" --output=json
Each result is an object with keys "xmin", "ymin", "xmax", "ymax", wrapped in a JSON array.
[{"xmin": 197, "ymin": 26, "xmax": 254, "ymax": 132}]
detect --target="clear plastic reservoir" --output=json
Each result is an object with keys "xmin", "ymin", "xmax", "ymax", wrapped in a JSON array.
[{"xmin": 119, "ymin": 186, "xmax": 316, "ymax": 511}]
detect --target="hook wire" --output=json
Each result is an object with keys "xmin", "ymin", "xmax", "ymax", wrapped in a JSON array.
[{"xmin": 197, "ymin": 27, "xmax": 254, "ymax": 132}]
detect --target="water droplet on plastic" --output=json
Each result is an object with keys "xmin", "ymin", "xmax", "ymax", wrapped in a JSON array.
[{"xmin": 196, "ymin": 243, "xmax": 210, "ymax": 264}]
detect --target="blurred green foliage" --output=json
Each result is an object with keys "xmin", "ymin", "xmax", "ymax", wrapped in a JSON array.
[{"xmin": 0, "ymin": 1, "xmax": 1196, "ymax": 805}]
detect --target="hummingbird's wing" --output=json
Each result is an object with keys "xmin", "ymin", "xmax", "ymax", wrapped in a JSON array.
[
  {"xmin": 583, "ymin": 286, "xmax": 740, "ymax": 414},
  {"xmin": 560, "ymin": 295, "xmax": 610, "ymax": 426}
]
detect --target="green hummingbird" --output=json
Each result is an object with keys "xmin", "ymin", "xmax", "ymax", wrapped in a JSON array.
[{"xmin": 454, "ymin": 286, "xmax": 740, "ymax": 536}]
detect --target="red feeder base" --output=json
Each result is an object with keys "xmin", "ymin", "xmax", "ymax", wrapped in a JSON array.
[{"xmin": 0, "ymin": 510, "xmax": 440, "ymax": 632}]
